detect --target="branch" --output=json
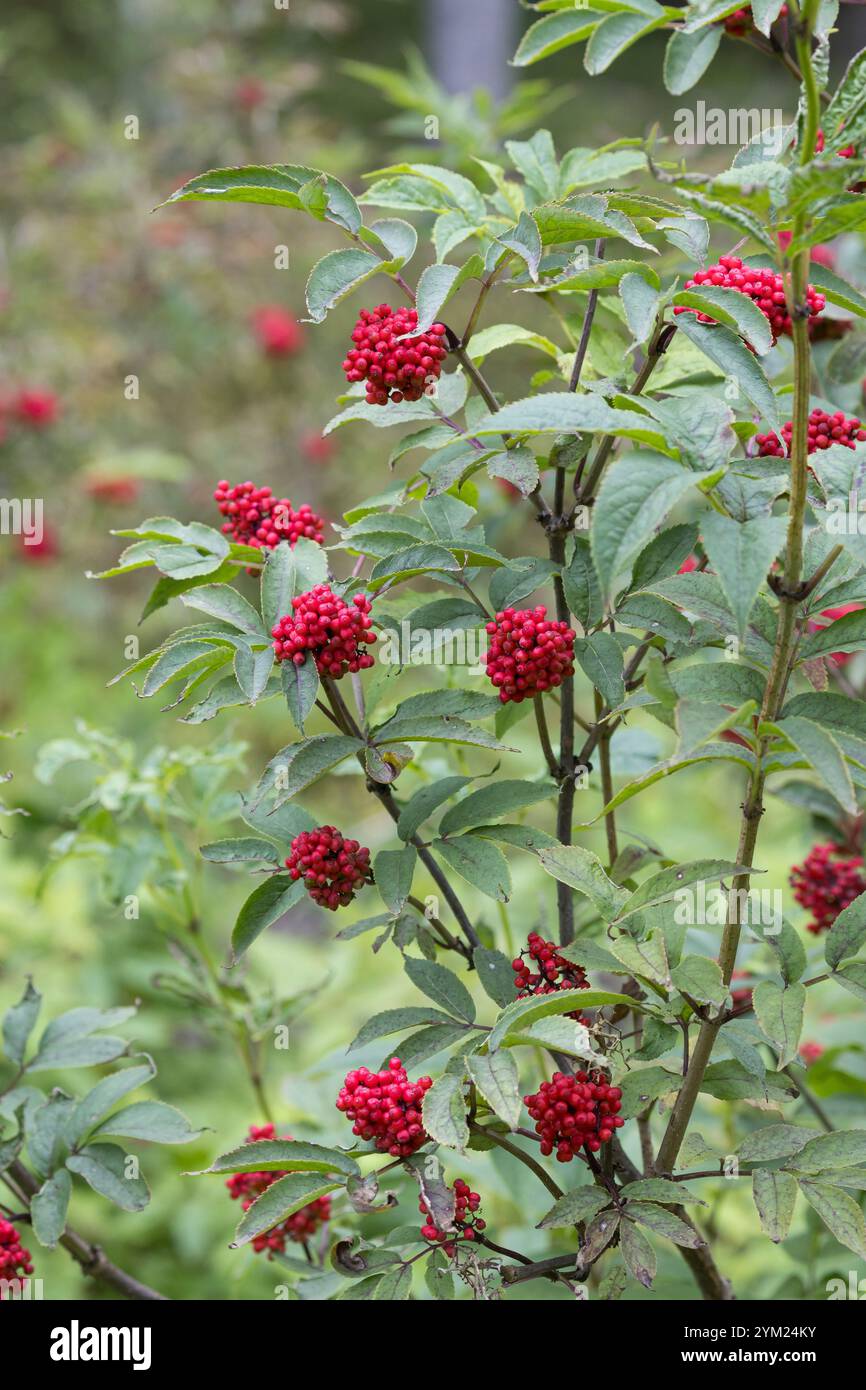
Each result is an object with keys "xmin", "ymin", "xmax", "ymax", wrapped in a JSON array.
[
  {"xmin": 568, "ymin": 239, "xmax": 605, "ymax": 392},
  {"xmin": 4, "ymin": 1160, "xmax": 168, "ymax": 1301}
]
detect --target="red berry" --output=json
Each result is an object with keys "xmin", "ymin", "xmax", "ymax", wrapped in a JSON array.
[
  {"xmin": 0, "ymin": 1217, "xmax": 34, "ymax": 1294},
  {"xmin": 524, "ymin": 1070, "xmax": 625, "ymax": 1162},
  {"xmin": 730, "ymin": 969, "xmax": 753, "ymax": 1007},
  {"xmin": 722, "ymin": 4, "xmax": 786, "ymax": 35},
  {"xmin": 342, "ymin": 304, "xmax": 448, "ymax": 406},
  {"xmin": 673, "ymin": 254, "xmax": 824, "ymax": 344},
  {"xmin": 214, "ymin": 479, "xmax": 325, "ymax": 552},
  {"xmin": 14, "ymin": 388, "xmax": 59, "ymax": 427},
  {"xmin": 250, "ymin": 305, "xmax": 304, "ymax": 356},
  {"xmin": 755, "ymin": 408, "xmax": 866, "ymax": 459},
  {"xmin": 484, "ymin": 605, "xmax": 575, "ymax": 704},
  {"xmin": 226, "ymin": 1124, "xmax": 331, "ymax": 1256},
  {"xmin": 805, "ymin": 602, "xmax": 863, "ymax": 667},
  {"xmin": 512, "ymin": 931, "xmax": 592, "ymax": 1025},
  {"xmin": 285, "ymin": 825, "xmax": 373, "ymax": 911},
  {"xmin": 419, "ymin": 1178, "xmax": 486, "ymax": 1258},
  {"xmin": 271, "ymin": 583, "xmax": 377, "ymax": 679},
  {"xmin": 336, "ymin": 1057, "xmax": 433, "ymax": 1158},
  {"xmin": 790, "ymin": 842, "xmax": 866, "ymax": 934}
]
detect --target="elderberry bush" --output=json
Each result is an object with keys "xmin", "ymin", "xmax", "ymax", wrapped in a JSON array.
[{"xmin": 75, "ymin": 1, "xmax": 866, "ymax": 1301}]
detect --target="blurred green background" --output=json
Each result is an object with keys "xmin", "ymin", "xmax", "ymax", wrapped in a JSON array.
[{"xmin": 1, "ymin": 0, "xmax": 865, "ymax": 1301}]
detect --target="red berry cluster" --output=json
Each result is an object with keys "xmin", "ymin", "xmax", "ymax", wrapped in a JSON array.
[
  {"xmin": 484, "ymin": 605, "xmax": 576, "ymax": 704},
  {"xmin": 723, "ymin": 3, "xmax": 787, "ymax": 35},
  {"xmin": 342, "ymin": 304, "xmax": 448, "ymax": 406},
  {"xmin": 756, "ymin": 408, "xmax": 866, "ymax": 457},
  {"xmin": 512, "ymin": 932, "xmax": 591, "ymax": 1024},
  {"xmin": 285, "ymin": 825, "xmax": 373, "ymax": 910},
  {"xmin": 214, "ymin": 480, "xmax": 325, "ymax": 552},
  {"xmin": 524, "ymin": 1070, "xmax": 624, "ymax": 1160},
  {"xmin": 336, "ymin": 1057, "xmax": 432, "ymax": 1157},
  {"xmin": 0, "ymin": 1218, "xmax": 33, "ymax": 1294},
  {"xmin": 420, "ymin": 1179, "xmax": 485, "ymax": 1257},
  {"xmin": 674, "ymin": 255, "xmax": 825, "ymax": 343},
  {"xmin": 226, "ymin": 1124, "xmax": 331, "ymax": 1256},
  {"xmin": 250, "ymin": 305, "xmax": 304, "ymax": 356},
  {"xmin": 0, "ymin": 388, "xmax": 59, "ymax": 444},
  {"xmin": 271, "ymin": 584, "xmax": 376, "ymax": 678},
  {"xmin": 791, "ymin": 843, "xmax": 866, "ymax": 934}
]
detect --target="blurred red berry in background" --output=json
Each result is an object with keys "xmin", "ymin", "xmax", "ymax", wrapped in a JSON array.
[
  {"xmin": 251, "ymin": 305, "xmax": 304, "ymax": 357},
  {"xmin": 15, "ymin": 389, "xmax": 59, "ymax": 427}
]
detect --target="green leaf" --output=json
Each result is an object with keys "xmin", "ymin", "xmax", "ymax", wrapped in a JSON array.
[
  {"xmin": 513, "ymin": 10, "xmax": 603, "ymax": 67},
  {"xmin": 180, "ymin": 584, "xmax": 265, "ymax": 635},
  {"xmin": 801, "ymin": 605, "xmax": 866, "ymax": 660},
  {"xmin": 614, "ymin": 859, "xmax": 752, "ymax": 924},
  {"xmin": 771, "ymin": 716, "xmax": 857, "ymax": 816},
  {"xmin": 486, "ymin": 447, "xmax": 541, "ymax": 498},
  {"xmin": 537, "ymin": 1186, "xmax": 610, "ymax": 1229},
  {"xmin": 414, "ymin": 256, "xmax": 482, "ymax": 333},
  {"xmin": 231, "ymin": 875, "xmax": 306, "ymax": 961},
  {"xmin": 374, "ymin": 846, "xmax": 417, "ymax": 914},
  {"xmin": 489, "ymin": 990, "xmax": 646, "ymax": 1052},
  {"xmin": 807, "ymin": 262, "xmax": 866, "ymax": 319},
  {"xmin": 620, "ymin": 1217, "xmax": 657, "ymax": 1288},
  {"xmin": 537, "ymin": 845, "xmax": 629, "ymax": 921},
  {"xmin": 738, "ymin": 1123, "xmax": 819, "ymax": 1162},
  {"xmin": 28, "ymin": 1035, "xmax": 130, "ymax": 1072},
  {"xmin": 674, "ymin": 286, "xmax": 774, "ymax": 357},
  {"xmin": 563, "ymin": 537, "xmax": 604, "ymax": 628},
  {"xmin": 470, "ymin": 394, "xmax": 666, "ymax": 446},
  {"xmin": 305, "ymin": 247, "xmax": 383, "ymax": 323},
  {"xmin": 473, "ymin": 947, "xmax": 518, "ymax": 1009},
  {"xmin": 585, "ymin": 11, "xmax": 668, "ymax": 76},
  {"xmin": 66, "ymin": 1143, "xmax": 150, "ymax": 1211},
  {"xmin": 2, "ymin": 980, "xmax": 41, "ymax": 1066},
  {"xmin": 580, "ymin": 1208, "xmax": 621, "ymax": 1261},
  {"xmin": 620, "ymin": 1178, "xmax": 706, "ymax": 1205},
  {"xmin": 573, "ymin": 633, "xmax": 625, "ymax": 708},
  {"xmin": 825, "ymin": 890, "xmax": 866, "ymax": 969},
  {"xmin": 438, "ymin": 779, "xmax": 555, "ymax": 837},
  {"xmin": 280, "ymin": 656, "xmax": 318, "ymax": 733},
  {"xmin": 422, "ymin": 1072, "xmax": 468, "ymax": 1151},
  {"xmin": 592, "ymin": 453, "xmax": 712, "ymax": 604},
  {"xmin": 194, "ymin": 1139, "xmax": 359, "ymax": 1178},
  {"xmin": 159, "ymin": 164, "xmax": 361, "ymax": 232},
  {"xmin": 610, "ymin": 931, "xmax": 670, "ymax": 988},
  {"xmin": 669, "ymin": 661, "xmax": 765, "ymax": 706},
  {"xmin": 200, "ymin": 837, "xmax": 280, "ymax": 864},
  {"xmin": 675, "ymin": 316, "xmax": 780, "ymax": 430},
  {"xmin": 466, "ymin": 1051, "xmax": 522, "ymax": 1129},
  {"xmin": 663, "ymin": 24, "xmax": 723, "ymax": 95},
  {"xmin": 751, "ymin": 980, "xmax": 806, "ymax": 1068},
  {"xmin": 261, "ymin": 539, "xmax": 328, "ymax": 632},
  {"xmin": 65, "ymin": 1062, "xmax": 158, "ymax": 1149},
  {"xmin": 232, "ymin": 1173, "xmax": 343, "ymax": 1247},
  {"xmin": 497, "ymin": 211, "xmax": 542, "ymax": 282},
  {"xmin": 700, "ymin": 513, "xmax": 785, "ymax": 640},
  {"xmin": 793, "ymin": 1130, "xmax": 866, "ymax": 1174},
  {"xmin": 467, "ymin": 324, "xmax": 559, "ymax": 364},
  {"xmin": 91, "ymin": 1100, "xmax": 202, "ymax": 1145},
  {"xmin": 396, "ymin": 775, "xmax": 473, "ymax": 843},
  {"xmin": 626, "ymin": 1202, "xmax": 705, "ymax": 1247},
  {"xmin": 348, "ymin": 1007, "xmax": 456, "ymax": 1051},
  {"xmin": 619, "ymin": 271, "xmax": 661, "ymax": 344},
  {"xmin": 404, "ymin": 957, "xmax": 476, "ymax": 1024},
  {"xmin": 30, "ymin": 1169, "xmax": 72, "ymax": 1249},
  {"xmin": 752, "ymin": 1169, "xmax": 797, "ymax": 1242},
  {"xmin": 366, "ymin": 217, "xmax": 417, "ymax": 266},
  {"xmin": 671, "ymin": 955, "xmax": 727, "ymax": 1008},
  {"xmin": 432, "ymin": 835, "xmax": 512, "ymax": 902},
  {"xmin": 799, "ymin": 1179, "xmax": 866, "ymax": 1258},
  {"xmin": 252, "ymin": 734, "xmax": 364, "ymax": 810}
]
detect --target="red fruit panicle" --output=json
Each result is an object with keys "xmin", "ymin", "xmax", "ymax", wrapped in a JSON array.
[
  {"xmin": 756, "ymin": 408, "xmax": 866, "ymax": 458},
  {"xmin": 85, "ymin": 476, "xmax": 141, "ymax": 504},
  {"xmin": 420, "ymin": 1179, "xmax": 485, "ymax": 1258},
  {"xmin": 0, "ymin": 1217, "xmax": 34, "ymax": 1295},
  {"xmin": 226, "ymin": 1123, "xmax": 331, "ymax": 1256},
  {"xmin": 251, "ymin": 305, "xmax": 304, "ymax": 356},
  {"xmin": 214, "ymin": 480, "xmax": 325, "ymax": 552},
  {"xmin": 285, "ymin": 826, "xmax": 373, "ymax": 911},
  {"xmin": 342, "ymin": 304, "xmax": 448, "ymax": 406},
  {"xmin": 730, "ymin": 969, "xmax": 753, "ymax": 1007},
  {"xmin": 524, "ymin": 1070, "xmax": 624, "ymax": 1161},
  {"xmin": 790, "ymin": 843, "xmax": 866, "ymax": 934},
  {"xmin": 271, "ymin": 584, "xmax": 376, "ymax": 679},
  {"xmin": 674, "ymin": 255, "xmax": 824, "ymax": 343},
  {"xmin": 15, "ymin": 389, "xmax": 59, "ymax": 427},
  {"xmin": 337, "ymin": 1057, "xmax": 432, "ymax": 1157},
  {"xmin": 723, "ymin": 4, "xmax": 787, "ymax": 35},
  {"xmin": 485, "ymin": 605, "xmax": 575, "ymax": 704},
  {"xmin": 800, "ymin": 1041, "xmax": 825, "ymax": 1066},
  {"xmin": 513, "ymin": 931, "xmax": 591, "ymax": 1024}
]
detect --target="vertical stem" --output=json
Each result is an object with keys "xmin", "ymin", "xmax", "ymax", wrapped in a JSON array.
[
  {"xmin": 595, "ymin": 688, "xmax": 618, "ymax": 865},
  {"xmin": 550, "ymin": 527, "xmax": 576, "ymax": 944}
]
